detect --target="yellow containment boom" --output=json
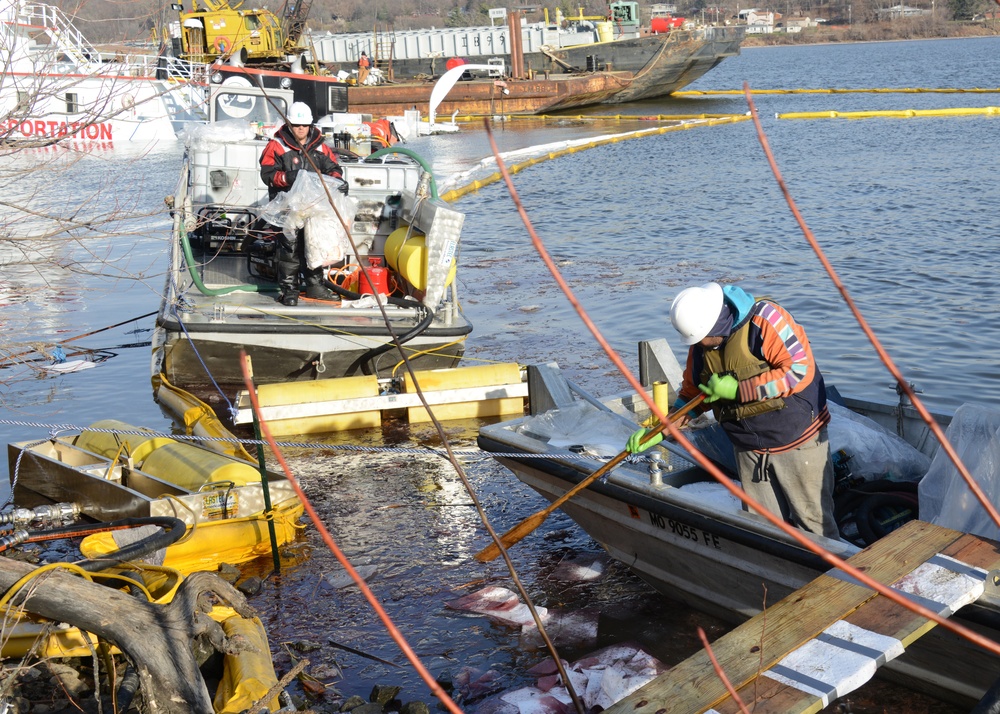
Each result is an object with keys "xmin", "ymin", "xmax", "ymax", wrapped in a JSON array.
[
  {"xmin": 778, "ymin": 106, "xmax": 1000, "ymax": 120},
  {"xmin": 675, "ymin": 87, "xmax": 1000, "ymax": 95},
  {"xmin": 234, "ymin": 363, "xmax": 528, "ymax": 436}
]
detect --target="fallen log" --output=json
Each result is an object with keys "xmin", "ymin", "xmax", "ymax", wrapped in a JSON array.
[{"xmin": 0, "ymin": 557, "xmax": 261, "ymax": 713}]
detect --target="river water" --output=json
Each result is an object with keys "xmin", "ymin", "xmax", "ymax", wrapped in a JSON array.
[{"xmin": 2, "ymin": 36, "xmax": 998, "ymax": 713}]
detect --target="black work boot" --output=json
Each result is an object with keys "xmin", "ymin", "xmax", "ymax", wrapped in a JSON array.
[
  {"xmin": 304, "ymin": 285, "xmax": 336, "ymax": 301},
  {"xmin": 276, "ymin": 233, "xmax": 301, "ymax": 307},
  {"xmin": 304, "ymin": 267, "xmax": 336, "ymax": 301}
]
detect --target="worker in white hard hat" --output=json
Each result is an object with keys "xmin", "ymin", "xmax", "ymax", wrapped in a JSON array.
[
  {"xmin": 259, "ymin": 101, "xmax": 345, "ymax": 306},
  {"xmin": 628, "ymin": 282, "xmax": 839, "ymax": 539}
]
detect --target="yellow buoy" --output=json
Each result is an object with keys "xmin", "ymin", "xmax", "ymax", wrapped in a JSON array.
[
  {"xmin": 402, "ymin": 363, "xmax": 524, "ymax": 423},
  {"xmin": 256, "ymin": 374, "xmax": 381, "ymax": 435},
  {"xmin": 139, "ymin": 441, "xmax": 262, "ymax": 490},
  {"xmin": 213, "ymin": 614, "xmax": 282, "ymax": 713},
  {"xmin": 75, "ymin": 419, "xmax": 175, "ymax": 464},
  {"xmin": 385, "ymin": 226, "xmax": 456, "ymax": 292}
]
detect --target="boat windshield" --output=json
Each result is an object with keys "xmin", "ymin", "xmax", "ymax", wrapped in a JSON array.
[{"xmin": 214, "ymin": 90, "xmax": 288, "ymax": 125}]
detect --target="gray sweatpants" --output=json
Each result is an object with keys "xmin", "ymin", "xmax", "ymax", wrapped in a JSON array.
[{"xmin": 735, "ymin": 427, "xmax": 839, "ymax": 539}]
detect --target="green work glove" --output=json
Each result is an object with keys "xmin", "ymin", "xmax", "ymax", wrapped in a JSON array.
[
  {"xmin": 626, "ymin": 427, "xmax": 663, "ymax": 454},
  {"xmin": 699, "ymin": 373, "xmax": 738, "ymax": 403}
]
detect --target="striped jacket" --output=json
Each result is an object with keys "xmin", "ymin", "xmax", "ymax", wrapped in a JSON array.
[{"xmin": 678, "ymin": 288, "xmax": 829, "ymax": 453}]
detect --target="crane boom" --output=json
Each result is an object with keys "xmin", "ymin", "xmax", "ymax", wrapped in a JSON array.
[{"xmin": 280, "ymin": 0, "xmax": 314, "ymax": 50}]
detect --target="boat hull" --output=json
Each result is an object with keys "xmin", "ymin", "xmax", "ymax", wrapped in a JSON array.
[
  {"xmin": 155, "ymin": 313, "xmax": 468, "ymax": 391},
  {"xmin": 2, "ymin": 3, "xmax": 207, "ymax": 143},
  {"xmin": 479, "ymin": 436, "xmax": 1000, "ymax": 707},
  {"xmin": 346, "ymin": 72, "xmax": 632, "ymax": 117},
  {"xmin": 346, "ymin": 28, "xmax": 744, "ymax": 115},
  {"xmin": 314, "ymin": 26, "xmax": 744, "ymax": 102}
]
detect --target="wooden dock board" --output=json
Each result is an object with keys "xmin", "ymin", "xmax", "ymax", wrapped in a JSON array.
[{"xmin": 604, "ymin": 520, "xmax": 1000, "ymax": 714}]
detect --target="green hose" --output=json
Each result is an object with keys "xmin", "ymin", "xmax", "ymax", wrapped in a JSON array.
[
  {"xmin": 181, "ymin": 227, "xmax": 272, "ymax": 296},
  {"xmin": 366, "ymin": 147, "xmax": 439, "ymax": 200}
]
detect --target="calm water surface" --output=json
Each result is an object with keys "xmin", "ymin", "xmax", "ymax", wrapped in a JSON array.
[{"xmin": 2, "ymin": 37, "xmax": 998, "ymax": 712}]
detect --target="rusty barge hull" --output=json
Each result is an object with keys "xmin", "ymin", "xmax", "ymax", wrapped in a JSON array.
[
  {"xmin": 345, "ymin": 26, "xmax": 745, "ymax": 106},
  {"xmin": 346, "ymin": 73, "xmax": 631, "ymax": 117},
  {"xmin": 575, "ymin": 27, "xmax": 745, "ymax": 103}
]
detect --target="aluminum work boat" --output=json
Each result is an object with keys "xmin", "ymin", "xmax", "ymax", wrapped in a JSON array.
[
  {"xmin": 477, "ymin": 339, "xmax": 1000, "ymax": 708},
  {"xmin": 153, "ymin": 82, "xmax": 472, "ymax": 401}
]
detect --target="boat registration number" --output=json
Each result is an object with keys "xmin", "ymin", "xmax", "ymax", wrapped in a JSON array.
[{"xmin": 648, "ymin": 510, "xmax": 720, "ymax": 549}]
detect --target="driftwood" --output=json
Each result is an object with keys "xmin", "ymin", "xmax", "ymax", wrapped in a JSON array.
[{"xmin": 0, "ymin": 557, "xmax": 259, "ymax": 713}]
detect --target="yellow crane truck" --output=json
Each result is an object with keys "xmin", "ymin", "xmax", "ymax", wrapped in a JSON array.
[{"xmin": 171, "ymin": 0, "xmax": 312, "ymax": 64}]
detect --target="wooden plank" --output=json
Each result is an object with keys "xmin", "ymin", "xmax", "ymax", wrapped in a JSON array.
[
  {"xmin": 605, "ymin": 520, "xmax": 967, "ymax": 714},
  {"xmin": 711, "ymin": 538, "xmax": 1000, "ymax": 713}
]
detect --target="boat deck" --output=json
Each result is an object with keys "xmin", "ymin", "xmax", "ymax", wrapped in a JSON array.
[{"xmin": 604, "ymin": 519, "xmax": 1000, "ymax": 714}]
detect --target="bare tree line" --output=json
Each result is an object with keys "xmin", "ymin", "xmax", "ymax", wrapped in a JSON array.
[{"xmin": 54, "ymin": 0, "xmax": 997, "ymax": 48}]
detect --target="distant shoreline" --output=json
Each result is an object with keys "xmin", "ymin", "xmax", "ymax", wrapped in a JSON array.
[
  {"xmin": 742, "ymin": 33, "xmax": 1000, "ymax": 49},
  {"xmin": 740, "ymin": 23, "xmax": 999, "ymax": 49}
]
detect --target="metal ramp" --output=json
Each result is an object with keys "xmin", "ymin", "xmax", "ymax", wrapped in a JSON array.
[{"xmin": 604, "ymin": 520, "xmax": 1000, "ymax": 714}]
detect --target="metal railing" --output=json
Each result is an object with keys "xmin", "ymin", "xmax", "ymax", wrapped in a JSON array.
[{"xmin": 15, "ymin": 2, "xmax": 208, "ymax": 84}]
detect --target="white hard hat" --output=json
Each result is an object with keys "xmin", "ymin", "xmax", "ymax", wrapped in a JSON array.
[
  {"xmin": 670, "ymin": 282, "xmax": 725, "ymax": 345},
  {"xmin": 287, "ymin": 102, "xmax": 313, "ymax": 125}
]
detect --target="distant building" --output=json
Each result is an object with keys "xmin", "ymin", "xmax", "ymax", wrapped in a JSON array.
[
  {"xmin": 742, "ymin": 8, "xmax": 777, "ymax": 32},
  {"xmin": 784, "ymin": 16, "xmax": 822, "ymax": 29},
  {"xmin": 877, "ymin": 4, "xmax": 931, "ymax": 17},
  {"xmin": 650, "ymin": 3, "xmax": 679, "ymax": 17}
]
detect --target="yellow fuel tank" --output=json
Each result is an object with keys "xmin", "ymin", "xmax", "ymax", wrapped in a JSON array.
[{"xmin": 385, "ymin": 226, "xmax": 457, "ymax": 292}]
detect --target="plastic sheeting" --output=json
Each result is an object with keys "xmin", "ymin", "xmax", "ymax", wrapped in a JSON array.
[
  {"xmin": 828, "ymin": 401, "xmax": 930, "ymax": 482},
  {"xmin": 511, "ymin": 399, "xmax": 934, "ymax": 489},
  {"xmin": 259, "ymin": 171, "xmax": 356, "ymax": 269},
  {"xmin": 918, "ymin": 404, "xmax": 1000, "ymax": 541},
  {"xmin": 514, "ymin": 402, "xmax": 632, "ymax": 458},
  {"xmin": 179, "ymin": 119, "xmax": 256, "ymax": 152}
]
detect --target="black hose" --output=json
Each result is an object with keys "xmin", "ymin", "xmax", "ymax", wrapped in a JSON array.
[
  {"xmin": 114, "ymin": 666, "xmax": 141, "ymax": 711},
  {"xmin": 26, "ymin": 516, "xmax": 187, "ymax": 572},
  {"xmin": 835, "ymin": 479, "xmax": 920, "ymax": 546},
  {"xmin": 323, "ymin": 275, "xmax": 417, "ymax": 309},
  {"xmin": 347, "ymin": 307, "xmax": 435, "ymax": 377},
  {"xmin": 855, "ymin": 492, "xmax": 919, "ymax": 546}
]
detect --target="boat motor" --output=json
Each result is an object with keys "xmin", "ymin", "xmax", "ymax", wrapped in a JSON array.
[{"xmin": 244, "ymin": 219, "xmax": 282, "ymax": 281}]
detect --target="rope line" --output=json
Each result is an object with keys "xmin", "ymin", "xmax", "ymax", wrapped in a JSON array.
[
  {"xmin": 0, "ymin": 418, "xmax": 669, "ymax": 465},
  {"xmin": 741, "ymin": 82, "xmax": 1000, "ymax": 659}
]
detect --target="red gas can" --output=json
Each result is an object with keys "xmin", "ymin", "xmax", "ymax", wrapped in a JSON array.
[{"xmin": 358, "ymin": 257, "xmax": 389, "ymax": 295}]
